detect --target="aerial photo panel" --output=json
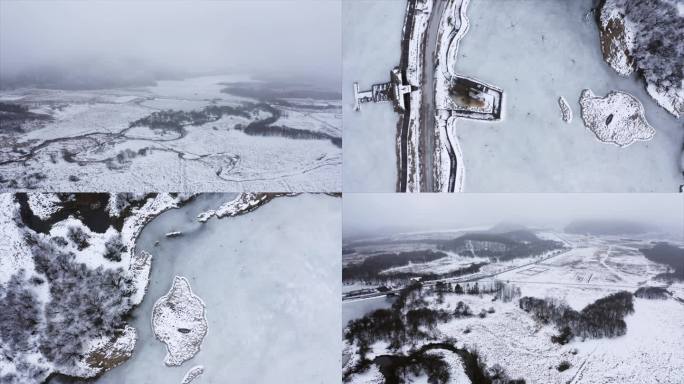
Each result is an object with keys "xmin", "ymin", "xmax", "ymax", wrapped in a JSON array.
[{"xmin": 1, "ymin": 0, "xmax": 683, "ymax": 384}]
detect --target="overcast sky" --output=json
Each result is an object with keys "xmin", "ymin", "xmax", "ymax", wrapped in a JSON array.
[
  {"xmin": 343, "ymin": 194, "xmax": 684, "ymax": 238},
  {"xmin": 0, "ymin": 0, "xmax": 341, "ymax": 88}
]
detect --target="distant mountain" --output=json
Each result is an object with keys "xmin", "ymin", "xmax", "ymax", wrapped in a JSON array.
[
  {"xmin": 565, "ymin": 219, "xmax": 653, "ymax": 236},
  {"xmin": 489, "ymin": 222, "xmax": 529, "ymax": 234}
]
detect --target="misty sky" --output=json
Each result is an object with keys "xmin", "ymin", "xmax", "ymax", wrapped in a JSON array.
[
  {"xmin": 0, "ymin": 0, "xmax": 341, "ymax": 88},
  {"xmin": 343, "ymin": 193, "xmax": 684, "ymax": 238}
]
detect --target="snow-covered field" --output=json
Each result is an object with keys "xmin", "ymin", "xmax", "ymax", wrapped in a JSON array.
[
  {"xmin": 343, "ymin": 230, "xmax": 684, "ymax": 384},
  {"xmin": 0, "ymin": 75, "xmax": 341, "ymax": 192},
  {"xmin": 430, "ymin": 292, "xmax": 684, "ymax": 384},
  {"xmin": 380, "ymin": 251, "xmax": 487, "ymax": 276}
]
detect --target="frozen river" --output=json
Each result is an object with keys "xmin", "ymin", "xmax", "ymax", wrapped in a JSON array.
[
  {"xmin": 454, "ymin": 0, "xmax": 683, "ymax": 192},
  {"xmin": 88, "ymin": 194, "xmax": 341, "ymax": 383}
]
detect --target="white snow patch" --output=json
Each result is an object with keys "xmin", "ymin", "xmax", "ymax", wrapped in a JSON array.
[
  {"xmin": 26, "ymin": 193, "xmax": 62, "ymax": 220},
  {"xmin": 579, "ymin": 89, "xmax": 655, "ymax": 147},
  {"xmin": 181, "ymin": 365, "xmax": 205, "ymax": 384},
  {"xmin": 152, "ymin": 276, "xmax": 208, "ymax": 366},
  {"xmin": 0, "ymin": 194, "xmax": 33, "ymax": 284},
  {"xmin": 558, "ymin": 96, "xmax": 573, "ymax": 123}
]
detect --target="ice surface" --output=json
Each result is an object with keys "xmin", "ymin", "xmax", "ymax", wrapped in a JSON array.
[
  {"xmin": 98, "ymin": 194, "xmax": 341, "ymax": 383},
  {"xmin": 180, "ymin": 365, "xmax": 204, "ymax": 384},
  {"xmin": 451, "ymin": 0, "xmax": 683, "ymax": 192},
  {"xmin": 342, "ymin": 1, "xmax": 405, "ymax": 192},
  {"xmin": 343, "ymin": 296, "xmax": 395, "ymax": 332}
]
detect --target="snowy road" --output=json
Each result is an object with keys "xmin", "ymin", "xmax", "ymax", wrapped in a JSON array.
[{"xmin": 419, "ymin": 0, "xmax": 446, "ymax": 191}]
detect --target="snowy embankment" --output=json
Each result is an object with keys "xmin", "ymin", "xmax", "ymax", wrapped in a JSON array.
[
  {"xmin": 401, "ymin": 0, "xmax": 433, "ymax": 192},
  {"xmin": 152, "ymin": 276, "xmax": 208, "ymax": 366},
  {"xmin": 579, "ymin": 89, "xmax": 655, "ymax": 147},
  {"xmin": 598, "ymin": 0, "xmax": 683, "ymax": 118},
  {"xmin": 196, "ymin": 192, "xmax": 291, "ymax": 222},
  {"xmin": 434, "ymin": 0, "xmax": 470, "ymax": 192}
]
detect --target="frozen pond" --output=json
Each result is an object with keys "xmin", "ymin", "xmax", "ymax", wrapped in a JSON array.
[
  {"xmin": 454, "ymin": 0, "xmax": 683, "ymax": 192},
  {"xmin": 342, "ymin": 296, "xmax": 396, "ymax": 331},
  {"xmin": 92, "ymin": 194, "xmax": 341, "ymax": 383},
  {"xmin": 343, "ymin": 0, "xmax": 405, "ymax": 192}
]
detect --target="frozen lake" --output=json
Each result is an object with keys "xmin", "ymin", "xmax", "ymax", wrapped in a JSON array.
[
  {"xmin": 342, "ymin": 296, "xmax": 396, "ymax": 332},
  {"xmin": 89, "ymin": 194, "xmax": 341, "ymax": 383},
  {"xmin": 454, "ymin": 0, "xmax": 683, "ymax": 192},
  {"xmin": 342, "ymin": 0, "xmax": 405, "ymax": 192}
]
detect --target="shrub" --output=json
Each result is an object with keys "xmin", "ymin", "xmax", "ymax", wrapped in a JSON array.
[
  {"xmin": 103, "ymin": 235, "xmax": 126, "ymax": 262},
  {"xmin": 67, "ymin": 226, "xmax": 90, "ymax": 250},
  {"xmin": 557, "ymin": 360, "xmax": 571, "ymax": 372}
]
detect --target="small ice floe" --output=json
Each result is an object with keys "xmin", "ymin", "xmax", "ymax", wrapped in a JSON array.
[
  {"xmin": 181, "ymin": 365, "xmax": 205, "ymax": 384},
  {"xmin": 558, "ymin": 96, "xmax": 573, "ymax": 123},
  {"xmin": 165, "ymin": 231, "xmax": 183, "ymax": 238},
  {"xmin": 579, "ymin": 89, "xmax": 655, "ymax": 147},
  {"xmin": 152, "ymin": 276, "xmax": 208, "ymax": 366}
]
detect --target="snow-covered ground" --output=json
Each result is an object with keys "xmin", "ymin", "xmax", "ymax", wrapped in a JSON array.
[
  {"xmin": 344, "ymin": 231, "xmax": 684, "ymax": 383},
  {"xmin": 97, "ymin": 194, "xmax": 341, "ymax": 383},
  {"xmin": 342, "ymin": 1, "xmax": 404, "ymax": 192},
  {"xmin": 431, "ymin": 292, "xmax": 684, "ymax": 384},
  {"xmin": 0, "ymin": 75, "xmax": 341, "ymax": 192}
]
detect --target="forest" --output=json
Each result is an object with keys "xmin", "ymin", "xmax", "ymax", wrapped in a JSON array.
[
  {"xmin": 0, "ymin": 102, "xmax": 52, "ymax": 132},
  {"xmin": 438, "ymin": 230, "xmax": 565, "ymax": 261},
  {"xmin": 519, "ymin": 291, "xmax": 634, "ymax": 342},
  {"xmin": 342, "ymin": 250, "xmax": 449, "ymax": 281},
  {"xmin": 129, "ymin": 105, "xmax": 251, "ymax": 133}
]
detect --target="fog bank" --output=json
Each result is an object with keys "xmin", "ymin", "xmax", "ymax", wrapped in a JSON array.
[
  {"xmin": 343, "ymin": 194, "xmax": 684, "ymax": 239},
  {"xmin": 0, "ymin": 0, "xmax": 341, "ymax": 90}
]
